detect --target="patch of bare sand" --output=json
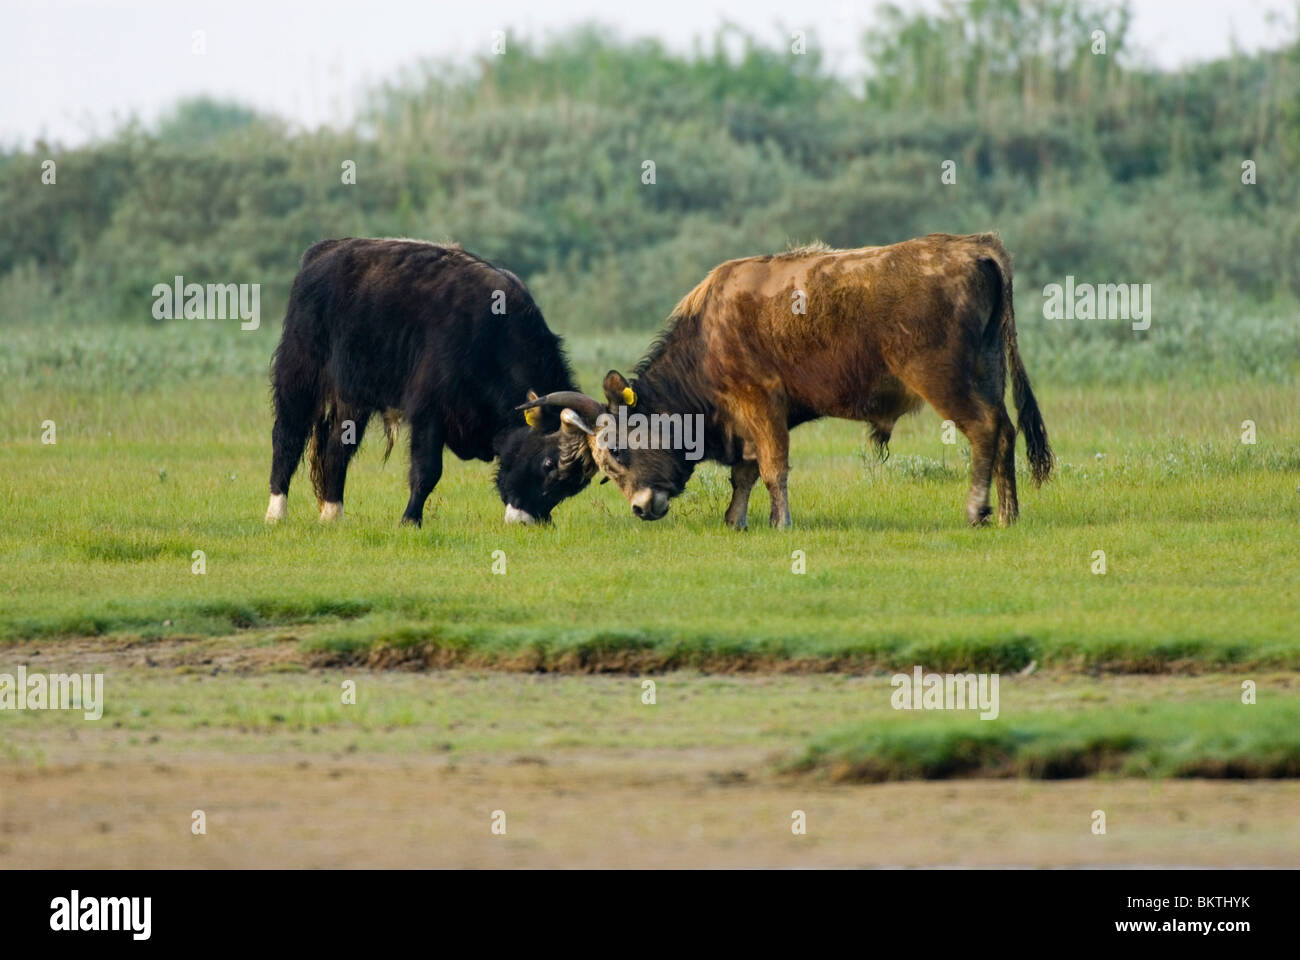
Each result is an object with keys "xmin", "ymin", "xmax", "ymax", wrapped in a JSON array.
[
  {"xmin": 7, "ymin": 634, "xmax": 305, "ymax": 675},
  {"xmin": 3, "ymin": 758, "xmax": 1297, "ymax": 868},
  {"xmin": 4, "ymin": 639, "xmax": 1296, "ymax": 867}
]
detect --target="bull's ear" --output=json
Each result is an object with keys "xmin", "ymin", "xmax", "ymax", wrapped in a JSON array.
[
  {"xmin": 524, "ymin": 389, "xmax": 543, "ymax": 429},
  {"xmin": 603, "ymin": 370, "xmax": 635, "ymax": 408}
]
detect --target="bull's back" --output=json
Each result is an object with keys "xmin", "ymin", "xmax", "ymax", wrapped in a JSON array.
[
  {"xmin": 698, "ymin": 235, "xmax": 998, "ymax": 417},
  {"xmin": 278, "ymin": 238, "xmax": 563, "ymax": 455},
  {"xmin": 285, "ymin": 240, "xmax": 444, "ymax": 408}
]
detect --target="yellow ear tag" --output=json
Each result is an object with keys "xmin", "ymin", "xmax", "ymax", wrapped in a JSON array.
[
  {"xmin": 524, "ymin": 408, "xmax": 541, "ymax": 428},
  {"xmin": 621, "ymin": 387, "xmax": 636, "ymax": 407}
]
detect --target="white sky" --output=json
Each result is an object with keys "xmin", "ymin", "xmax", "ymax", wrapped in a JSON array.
[{"xmin": 2, "ymin": 0, "xmax": 1294, "ymax": 147}]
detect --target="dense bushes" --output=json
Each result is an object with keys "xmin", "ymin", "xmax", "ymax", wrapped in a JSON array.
[{"xmin": 0, "ymin": 1, "xmax": 1296, "ymax": 383}]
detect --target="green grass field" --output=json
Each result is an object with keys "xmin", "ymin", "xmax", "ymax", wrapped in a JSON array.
[
  {"xmin": 3, "ymin": 325, "xmax": 1299, "ymax": 797},
  {"xmin": 3, "ymin": 330, "xmax": 1298, "ymax": 670}
]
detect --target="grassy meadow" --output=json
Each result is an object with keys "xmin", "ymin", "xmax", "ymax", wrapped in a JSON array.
[
  {"xmin": 3, "ymin": 325, "xmax": 1297, "ymax": 682},
  {"xmin": 2, "ymin": 7, "xmax": 1300, "ymax": 869}
]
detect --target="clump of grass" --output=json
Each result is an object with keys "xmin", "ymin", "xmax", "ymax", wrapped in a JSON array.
[{"xmin": 788, "ymin": 701, "xmax": 1300, "ymax": 781}]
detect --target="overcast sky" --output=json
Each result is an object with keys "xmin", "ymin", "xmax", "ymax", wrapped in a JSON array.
[{"xmin": 4, "ymin": 0, "xmax": 1294, "ymax": 147}]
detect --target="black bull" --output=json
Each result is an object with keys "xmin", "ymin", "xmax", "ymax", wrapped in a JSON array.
[{"xmin": 265, "ymin": 237, "xmax": 592, "ymax": 526}]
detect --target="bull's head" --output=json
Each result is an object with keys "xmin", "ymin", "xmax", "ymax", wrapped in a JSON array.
[
  {"xmin": 495, "ymin": 389, "xmax": 601, "ymax": 524},
  {"xmin": 515, "ymin": 372, "xmax": 696, "ymax": 522}
]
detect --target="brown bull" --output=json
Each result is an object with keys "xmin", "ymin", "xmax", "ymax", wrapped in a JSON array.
[{"xmin": 521, "ymin": 232, "xmax": 1052, "ymax": 528}]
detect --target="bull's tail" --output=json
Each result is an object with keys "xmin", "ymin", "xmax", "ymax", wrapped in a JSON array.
[
  {"xmin": 982, "ymin": 238, "xmax": 1053, "ymax": 486},
  {"xmin": 306, "ymin": 408, "xmax": 399, "ymax": 501},
  {"xmin": 380, "ymin": 410, "xmax": 401, "ymax": 463},
  {"xmin": 305, "ymin": 405, "xmax": 332, "ymax": 507}
]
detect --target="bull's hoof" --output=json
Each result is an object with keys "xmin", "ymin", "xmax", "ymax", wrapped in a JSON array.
[
  {"xmin": 400, "ymin": 515, "xmax": 422, "ymax": 528},
  {"xmin": 968, "ymin": 505, "xmax": 993, "ymax": 527},
  {"xmin": 265, "ymin": 493, "xmax": 287, "ymax": 524}
]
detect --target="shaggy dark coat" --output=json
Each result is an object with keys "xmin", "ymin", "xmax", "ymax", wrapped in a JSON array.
[{"xmin": 266, "ymin": 237, "xmax": 588, "ymax": 525}]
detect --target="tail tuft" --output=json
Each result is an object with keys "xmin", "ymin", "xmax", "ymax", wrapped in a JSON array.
[
  {"xmin": 306, "ymin": 407, "xmax": 331, "ymax": 505},
  {"xmin": 381, "ymin": 410, "xmax": 401, "ymax": 463},
  {"xmin": 1013, "ymin": 372, "xmax": 1053, "ymax": 486}
]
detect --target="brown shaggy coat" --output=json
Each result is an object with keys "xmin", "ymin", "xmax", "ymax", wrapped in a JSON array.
[{"xmin": 536, "ymin": 232, "xmax": 1052, "ymax": 528}]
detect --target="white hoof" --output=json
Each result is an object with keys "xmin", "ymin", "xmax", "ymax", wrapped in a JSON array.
[
  {"xmin": 503, "ymin": 505, "xmax": 536, "ymax": 525},
  {"xmin": 265, "ymin": 493, "xmax": 287, "ymax": 523},
  {"xmin": 319, "ymin": 501, "xmax": 343, "ymax": 522}
]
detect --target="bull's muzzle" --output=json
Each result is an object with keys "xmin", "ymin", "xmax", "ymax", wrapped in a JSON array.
[{"xmin": 630, "ymin": 488, "xmax": 670, "ymax": 521}]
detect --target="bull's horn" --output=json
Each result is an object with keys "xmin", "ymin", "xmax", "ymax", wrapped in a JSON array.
[
  {"xmin": 516, "ymin": 390, "xmax": 604, "ymax": 421},
  {"xmin": 560, "ymin": 408, "xmax": 595, "ymax": 436}
]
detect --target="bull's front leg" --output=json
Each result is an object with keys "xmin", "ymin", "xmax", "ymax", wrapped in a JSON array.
[
  {"xmin": 732, "ymin": 396, "xmax": 792, "ymax": 528},
  {"xmin": 755, "ymin": 431, "xmax": 792, "ymax": 529},
  {"xmin": 724, "ymin": 459, "xmax": 760, "ymax": 529},
  {"xmin": 764, "ymin": 467, "xmax": 791, "ymax": 529}
]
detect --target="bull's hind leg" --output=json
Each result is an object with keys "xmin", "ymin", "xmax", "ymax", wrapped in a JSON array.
[
  {"xmin": 267, "ymin": 368, "xmax": 319, "ymax": 523},
  {"xmin": 958, "ymin": 406, "xmax": 1000, "ymax": 527},
  {"xmin": 401, "ymin": 415, "xmax": 445, "ymax": 527},
  {"xmin": 993, "ymin": 405, "xmax": 1019, "ymax": 526},
  {"xmin": 958, "ymin": 407, "xmax": 1000, "ymax": 527},
  {"xmin": 909, "ymin": 383, "xmax": 999, "ymax": 526},
  {"xmin": 316, "ymin": 404, "xmax": 370, "ymax": 522}
]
